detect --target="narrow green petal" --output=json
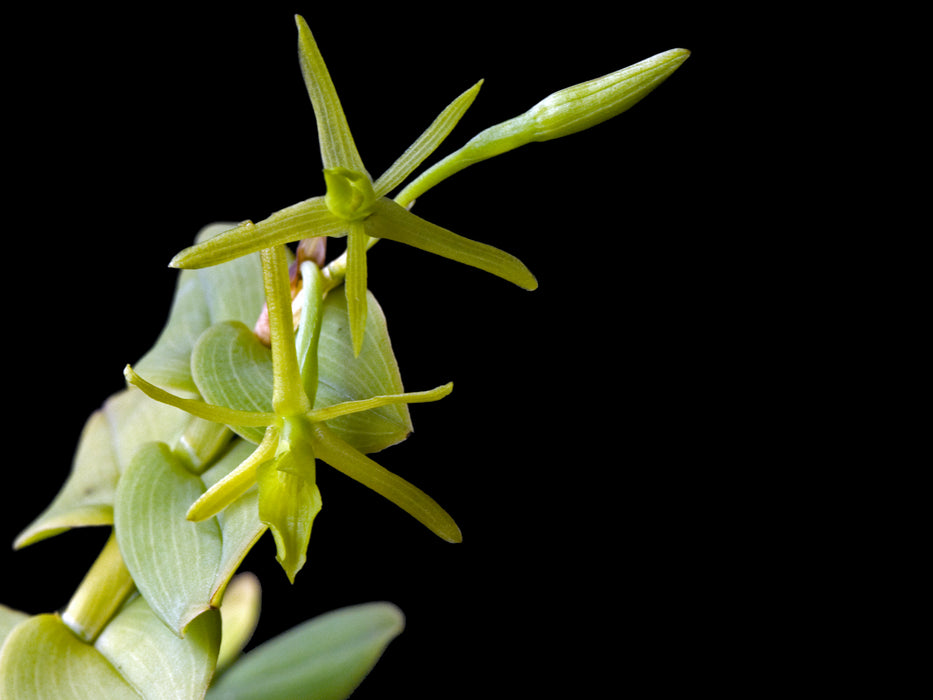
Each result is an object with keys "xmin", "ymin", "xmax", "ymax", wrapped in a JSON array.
[
  {"xmin": 170, "ymin": 197, "xmax": 343, "ymax": 269},
  {"xmin": 374, "ymin": 80, "xmax": 484, "ymax": 200},
  {"xmin": 261, "ymin": 246, "xmax": 310, "ymax": 417},
  {"xmin": 311, "ymin": 423, "xmax": 461, "ymax": 543},
  {"xmin": 295, "ymin": 14, "xmax": 367, "ymax": 174},
  {"xmin": 187, "ymin": 425, "xmax": 281, "ymax": 523},
  {"xmin": 367, "ymin": 198, "xmax": 537, "ymax": 290},
  {"xmin": 124, "ymin": 365, "xmax": 276, "ymax": 428},
  {"xmin": 307, "ymin": 382, "xmax": 452, "ymax": 423},
  {"xmin": 346, "ymin": 221, "xmax": 369, "ymax": 357}
]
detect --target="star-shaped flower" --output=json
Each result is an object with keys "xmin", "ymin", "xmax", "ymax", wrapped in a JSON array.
[
  {"xmin": 170, "ymin": 15, "xmax": 537, "ymax": 357},
  {"xmin": 126, "ymin": 244, "xmax": 459, "ymax": 582}
]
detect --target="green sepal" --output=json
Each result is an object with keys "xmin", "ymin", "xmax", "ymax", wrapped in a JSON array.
[
  {"xmin": 170, "ymin": 201, "xmax": 343, "ymax": 270},
  {"xmin": 295, "ymin": 14, "xmax": 367, "ymax": 175},
  {"xmin": 311, "ymin": 423, "xmax": 461, "ymax": 543},
  {"xmin": 367, "ymin": 198, "xmax": 537, "ymax": 290},
  {"xmin": 374, "ymin": 79, "xmax": 483, "ymax": 199}
]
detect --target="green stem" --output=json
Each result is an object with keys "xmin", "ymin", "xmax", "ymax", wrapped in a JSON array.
[{"xmin": 61, "ymin": 533, "xmax": 136, "ymax": 644}]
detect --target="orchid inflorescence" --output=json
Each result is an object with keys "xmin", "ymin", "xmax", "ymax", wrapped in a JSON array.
[
  {"xmin": 127, "ymin": 14, "xmax": 689, "ymax": 581},
  {"xmin": 2, "ymin": 14, "xmax": 689, "ymax": 698}
]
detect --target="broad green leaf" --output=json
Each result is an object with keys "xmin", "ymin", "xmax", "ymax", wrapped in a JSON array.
[
  {"xmin": 136, "ymin": 223, "xmax": 267, "ymax": 394},
  {"xmin": 191, "ymin": 321, "xmax": 276, "ymax": 444},
  {"xmin": 0, "ymin": 614, "xmax": 140, "ymax": 699},
  {"xmin": 96, "ymin": 596, "xmax": 221, "ymax": 700},
  {"xmin": 114, "ymin": 442, "xmax": 222, "ymax": 636},
  {"xmin": 315, "ymin": 285, "xmax": 413, "ymax": 453},
  {"xmin": 206, "ymin": 602, "xmax": 404, "ymax": 700},
  {"xmin": 199, "ymin": 440, "xmax": 268, "ymax": 605},
  {"xmin": 15, "ymin": 386, "xmax": 195, "ymax": 548},
  {"xmin": 0, "ymin": 604, "xmax": 29, "ymax": 648},
  {"xmin": 216, "ymin": 573, "xmax": 261, "ymax": 674},
  {"xmin": 367, "ymin": 198, "xmax": 537, "ymax": 290},
  {"xmin": 193, "ymin": 287, "xmax": 414, "ymax": 454}
]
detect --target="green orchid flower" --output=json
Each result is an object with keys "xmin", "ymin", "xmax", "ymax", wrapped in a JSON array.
[
  {"xmin": 170, "ymin": 14, "xmax": 537, "ymax": 357},
  {"xmin": 169, "ymin": 15, "xmax": 689, "ymax": 359},
  {"xmin": 126, "ymin": 244, "xmax": 459, "ymax": 582}
]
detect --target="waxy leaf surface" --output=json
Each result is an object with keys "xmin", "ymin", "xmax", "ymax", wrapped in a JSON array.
[
  {"xmin": 206, "ymin": 602, "xmax": 404, "ymax": 700},
  {"xmin": 96, "ymin": 596, "xmax": 221, "ymax": 700},
  {"xmin": 135, "ymin": 223, "xmax": 268, "ymax": 395},
  {"xmin": 192, "ymin": 285, "xmax": 412, "ymax": 454},
  {"xmin": 114, "ymin": 442, "xmax": 222, "ymax": 636},
  {"xmin": 15, "ymin": 386, "xmax": 196, "ymax": 548},
  {"xmin": 0, "ymin": 614, "xmax": 140, "ymax": 699}
]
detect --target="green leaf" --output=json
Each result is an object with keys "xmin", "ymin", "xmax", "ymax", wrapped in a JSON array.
[
  {"xmin": 367, "ymin": 198, "xmax": 537, "ymax": 290},
  {"xmin": 137, "ymin": 223, "xmax": 267, "ymax": 393},
  {"xmin": 191, "ymin": 321, "xmax": 276, "ymax": 444},
  {"xmin": 199, "ymin": 440, "xmax": 269, "ymax": 604},
  {"xmin": 315, "ymin": 285, "xmax": 414, "ymax": 453},
  {"xmin": 95, "ymin": 596, "xmax": 221, "ymax": 700},
  {"xmin": 15, "ymin": 386, "xmax": 195, "ymax": 548},
  {"xmin": 0, "ymin": 604, "xmax": 30, "ymax": 648},
  {"xmin": 114, "ymin": 442, "xmax": 223, "ymax": 636},
  {"xmin": 193, "ymin": 287, "xmax": 414, "ymax": 455},
  {"xmin": 0, "ymin": 614, "xmax": 140, "ymax": 699},
  {"xmin": 206, "ymin": 602, "xmax": 404, "ymax": 700}
]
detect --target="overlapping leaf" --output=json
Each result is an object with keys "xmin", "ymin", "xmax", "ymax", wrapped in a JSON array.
[
  {"xmin": 114, "ymin": 439, "xmax": 266, "ymax": 636},
  {"xmin": 192, "ymin": 285, "xmax": 413, "ymax": 454},
  {"xmin": 206, "ymin": 602, "xmax": 404, "ymax": 700}
]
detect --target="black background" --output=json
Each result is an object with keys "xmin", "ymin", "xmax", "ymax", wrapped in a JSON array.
[{"xmin": 1, "ymin": 4, "xmax": 785, "ymax": 697}]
